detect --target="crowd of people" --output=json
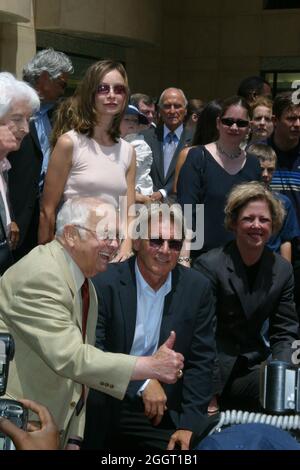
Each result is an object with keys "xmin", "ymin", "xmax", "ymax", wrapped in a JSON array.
[{"xmin": 0, "ymin": 49, "xmax": 299, "ymax": 451}]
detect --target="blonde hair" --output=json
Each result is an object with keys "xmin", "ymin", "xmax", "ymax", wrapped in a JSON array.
[
  {"xmin": 224, "ymin": 181, "xmax": 285, "ymax": 235},
  {"xmin": 247, "ymin": 143, "xmax": 277, "ymax": 165},
  {"xmin": 51, "ymin": 95, "xmax": 79, "ymax": 148}
]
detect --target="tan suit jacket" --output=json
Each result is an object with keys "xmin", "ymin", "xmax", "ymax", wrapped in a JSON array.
[{"xmin": 0, "ymin": 240, "xmax": 136, "ymax": 445}]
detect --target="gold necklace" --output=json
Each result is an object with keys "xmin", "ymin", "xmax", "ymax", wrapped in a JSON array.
[{"xmin": 216, "ymin": 141, "xmax": 242, "ymax": 160}]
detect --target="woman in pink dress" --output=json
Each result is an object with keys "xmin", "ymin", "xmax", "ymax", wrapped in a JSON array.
[{"xmin": 39, "ymin": 60, "xmax": 136, "ymax": 260}]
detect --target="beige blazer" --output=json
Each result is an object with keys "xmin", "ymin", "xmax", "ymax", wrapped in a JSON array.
[{"xmin": 0, "ymin": 240, "xmax": 136, "ymax": 445}]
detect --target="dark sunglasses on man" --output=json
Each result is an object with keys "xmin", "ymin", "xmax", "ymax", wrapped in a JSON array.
[{"xmin": 149, "ymin": 238, "xmax": 183, "ymax": 252}]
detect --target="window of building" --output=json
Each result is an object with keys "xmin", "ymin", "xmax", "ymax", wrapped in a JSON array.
[
  {"xmin": 263, "ymin": 0, "xmax": 300, "ymax": 9},
  {"xmin": 263, "ymin": 71, "xmax": 300, "ymax": 97}
]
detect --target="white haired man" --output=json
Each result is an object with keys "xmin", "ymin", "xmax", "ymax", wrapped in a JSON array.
[{"xmin": 0, "ymin": 197, "xmax": 184, "ymax": 449}]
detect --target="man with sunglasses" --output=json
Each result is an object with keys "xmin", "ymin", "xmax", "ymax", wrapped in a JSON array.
[
  {"xmin": 7, "ymin": 48, "xmax": 73, "ymax": 262},
  {"xmin": 84, "ymin": 202, "xmax": 215, "ymax": 451}
]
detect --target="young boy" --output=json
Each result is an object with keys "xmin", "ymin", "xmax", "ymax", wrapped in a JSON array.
[{"xmin": 248, "ymin": 143, "xmax": 300, "ymax": 262}]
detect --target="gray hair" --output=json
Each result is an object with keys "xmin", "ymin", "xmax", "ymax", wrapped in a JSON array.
[
  {"xmin": 133, "ymin": 202, "xmax": 185, "ymax": 240},
  {"xmin": 23, "ymin": 48, "xmax": 74, "ymax": 85},
  {"xmin": 158, "ymin": 88, "xmax": 188, "ymax": 109},
  {"xmin": 55, "ymin": 197, "xmax": 117, "ymax": 238},
  {"xmin": 0, "ymin": 72, "xmax": 40, "ymax": 119}
]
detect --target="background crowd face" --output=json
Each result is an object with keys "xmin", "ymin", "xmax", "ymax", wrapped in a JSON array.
[
  {"xmin": 159, "ymin": 89, "xmax": 187, "ymax": 131},
  {"xmin": 251, "ymin": 105, "xmax": 274, "ymax": 140},
  {"xmin": 274, "ymin": 106, "xmax": 300, "ymax": 145}
]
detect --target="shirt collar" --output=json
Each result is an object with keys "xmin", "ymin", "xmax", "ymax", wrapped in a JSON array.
[
  {"xmin": 135, "ymin": 259, "xmax": 172, "ymax": 296},
  {"xmin": 62, "ymin": 248, "xmax": 85, "ymax": 292},
  {"xmin": 163, "ymin": 124, "xmax": 183, "ymax": 142}
]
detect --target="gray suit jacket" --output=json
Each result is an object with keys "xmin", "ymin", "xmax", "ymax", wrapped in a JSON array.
[{"xmin": 142, "ymin": 125, "xmax": 193, "ymax": 197}]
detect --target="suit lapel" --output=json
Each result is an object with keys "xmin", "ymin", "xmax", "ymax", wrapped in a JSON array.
[
  {"xmin": 226, "ymin": 243, "xmax": 274, "ymax": 319},
  {"xmin": 119, "ymin": 258, "xmax": 138, "ymax": 353},
  {"xmin": 0, "ymin": 192, "xmax": 7, "ymax": 235},
  {"xmin": 151, "ymin": 126, "xmax": 165, "ymax": 184},
  {"xmin": 29, "ymin": 120, "xmax": 42, "ymax": 156}
]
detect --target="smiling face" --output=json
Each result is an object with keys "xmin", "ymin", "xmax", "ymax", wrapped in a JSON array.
[
  {"xmin": 217, "ymin": 104, "xmax": 250, "ymax": 145},
  {"xmin": 133, "ymin": 218, "xmax": 182, "ymax": 290},
  {"xmin": 94, "ymin": 69, "xmax": 127, "ymax": 119},
  {"xmin": 234, "ymin": 199, "xmax": 272, "ymax": 255},
  {"xmin": 0, "ymin": 99, "xmax": 33, "ymax": 150},
  {"xmin": 64, "ymin": 205, "xmax": 120, "ymax": 278}
]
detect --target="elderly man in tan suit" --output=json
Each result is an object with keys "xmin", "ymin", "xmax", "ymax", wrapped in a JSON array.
[{"xmin": 0, "ymin": 197, "xmax": 184, "ymax": 449}]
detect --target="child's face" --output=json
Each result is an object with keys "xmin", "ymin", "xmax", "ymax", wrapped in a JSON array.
[{"xmin": 260, "ymin": 160, "xmax": 275, "ymax": 185}]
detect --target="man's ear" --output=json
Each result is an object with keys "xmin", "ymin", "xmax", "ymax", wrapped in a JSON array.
[
  {"xmin": 63, "ymin": 225, "xmax": 79, "ymax": 246},
  {"xmin": 132, "ymin": 239, "xmax": 141, "ymax": 252}
]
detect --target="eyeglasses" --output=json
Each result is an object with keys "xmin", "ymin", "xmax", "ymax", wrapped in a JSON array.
[
  {"xmin": 96, "ymin": 83, "xmax": 127, "ymax": 96},
  {"xmin": 149, "ymin": 238, "xmax": 183, "ymax": 252},
  {"xmin": 220, "ymin": 118, "xmax": 249, "ymax": 128},
  {"xmin": 75, "ymin": 225, "xmax": 119, "ymax": 243}
]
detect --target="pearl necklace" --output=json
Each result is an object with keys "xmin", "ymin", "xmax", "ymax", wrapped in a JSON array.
[{"xmin": 216, "ymin": 141, "xmax": 242, "ymax": 160}]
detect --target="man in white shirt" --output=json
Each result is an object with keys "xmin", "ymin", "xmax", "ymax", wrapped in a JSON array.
[{"xmin": 85, "ymin": 202, "xmax": 215, "ymax": 450}]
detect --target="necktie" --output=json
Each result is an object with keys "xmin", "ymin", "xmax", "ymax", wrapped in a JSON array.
[
  {"xmin": 164, "ymin": 132, "xmax": 177, "ymax": 177},
  {"xmin": 76, "ymin": 278, "xmax": 90, "ymax": 416},
  {"xmin": 81, "ymin": 278, "xmax": 90, "ymax": 342}
]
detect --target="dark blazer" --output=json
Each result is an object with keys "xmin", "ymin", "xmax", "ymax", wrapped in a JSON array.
[
  {"xmin": 194, "ymin": 241, "xmax": 299, "ymax": 393},
  {"xmin": 84, "ymin": 257, "xmax": 216, "ymax": 448},
  {"xmin": 142, "ymin": 125, "xmax": 193, "ymax": 197},
  {"xmin": 8, "ymin": 121, "xmax": 43, "ymax": 251}
]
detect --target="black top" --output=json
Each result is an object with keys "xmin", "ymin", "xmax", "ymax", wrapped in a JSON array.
[{"xmin": 177, "ymin": 146, "xmax": 262, "ymax": 256}]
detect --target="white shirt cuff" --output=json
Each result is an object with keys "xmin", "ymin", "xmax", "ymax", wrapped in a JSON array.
[
  {"xmin": 159, "ymin": 189, "xmax": 167, "ymax": 199},
  {"xmin": 137, "ymin": 379, "xmax": 151, "ymax": 396}
]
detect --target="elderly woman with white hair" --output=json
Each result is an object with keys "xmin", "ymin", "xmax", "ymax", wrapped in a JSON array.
[{"xmin": 0, "ymin": 72, "xmax": 39, "ymax": 274}]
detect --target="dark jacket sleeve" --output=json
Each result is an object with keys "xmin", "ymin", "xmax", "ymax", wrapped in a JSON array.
[
  {"xmin": 177, "ymin": 273, "xmax": 216, "ymax": 430},
  {"xmin": 269, "ymin": 262, "xmax": 299, "ymax": 363}
]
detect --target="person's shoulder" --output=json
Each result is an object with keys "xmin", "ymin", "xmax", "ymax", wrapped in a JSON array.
[
  {"xmin": 92, "ymin": 259, "xmax": 132, "ymax": 288},
  {"xmin": 177, "ymin": 263, "xmax": 211, "ymax": 287},
  {"xmin": 273, "ymin": 191, "xmax": 292, "ymax": 208},
  {"xmin": 55, "ymin": 130, "xmax": 77, "ymax": 150},
  {"xmin": 196, "ymin": 246, "xmax": 225, "ymax": 265}
]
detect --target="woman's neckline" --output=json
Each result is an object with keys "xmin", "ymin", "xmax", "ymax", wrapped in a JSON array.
[{"xmin": 204, "ymin": 143, "xmax": 247, "ymax": 176}]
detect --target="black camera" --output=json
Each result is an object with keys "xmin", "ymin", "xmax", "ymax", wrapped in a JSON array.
[
  {"xmin": 0, "ymin": 333, "xmax": 27, "ymax": 450},
  {"xmin": 260, "ymin": 360, "xmax": 300, "ymax": 414}
]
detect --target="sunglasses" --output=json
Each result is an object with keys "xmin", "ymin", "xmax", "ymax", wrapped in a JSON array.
[
  {"xmin": 149, "ymin": 238, "xmax": 183, "ymax": 252},
  {"xmin": 97, "ymin": 83, "xmax": 127, "ymax": 96},
  {"xmin": 221, "ymin": 117, "xmax": 249, "ymax": 128}
]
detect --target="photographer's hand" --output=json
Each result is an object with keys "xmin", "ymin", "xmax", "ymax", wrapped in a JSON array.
[{"xmin": 0, "ymin": 398, "xmax": 59, "ymax": 450}]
